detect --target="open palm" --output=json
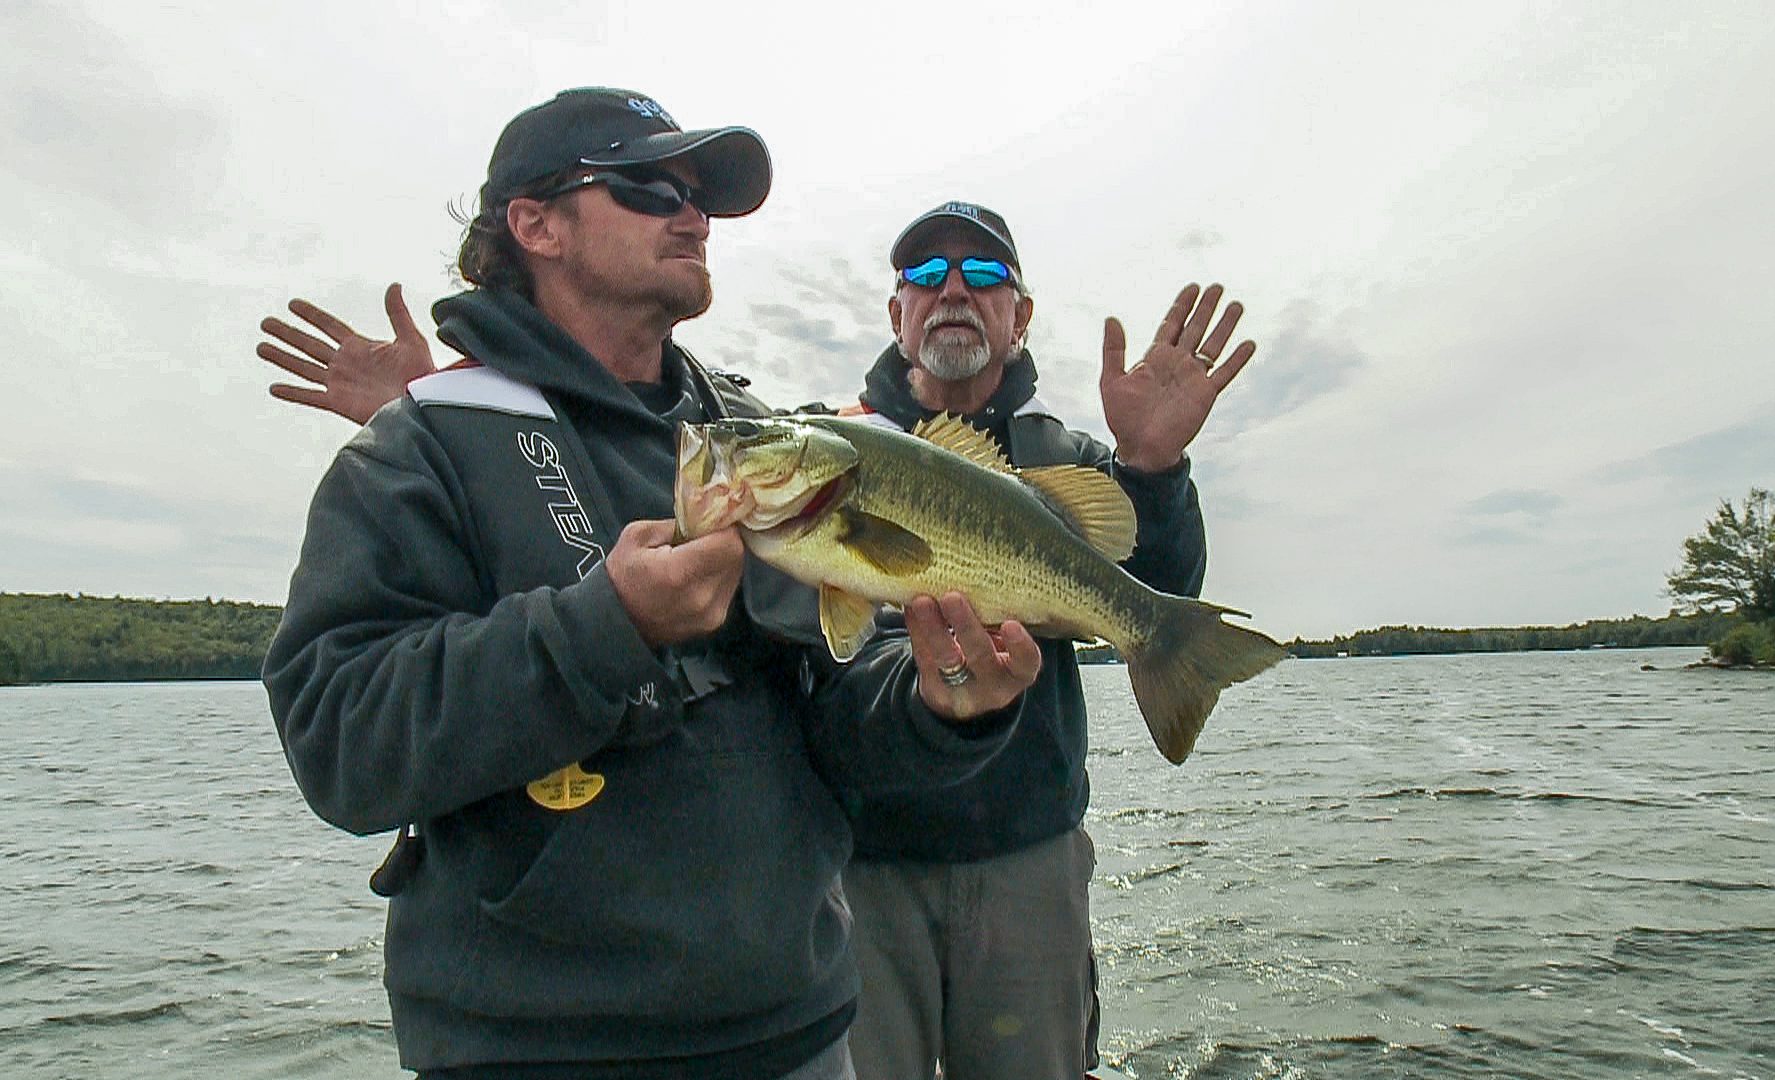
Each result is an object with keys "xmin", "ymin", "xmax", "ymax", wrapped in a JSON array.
[
  {"xmin": 1099, "ymin": 283, "xmax": 1256, "ymax": 473},
  {"xmin": 257, "ymin": 283, "xmax": 437, "ymax": 424}
]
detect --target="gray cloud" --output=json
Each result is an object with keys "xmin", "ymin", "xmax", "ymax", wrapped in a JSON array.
[
  {"xmin": 740, "ymin": 251, "xmax": 891, "ymax": 407},
  {"xmin": 775, "ymin": 259, "xmax": 884, "ymax": 318},
  {"xmin": 0, "ymin": 462, "xmax": 302, "ymax": 601},
  {"xmin": 27, "ymin": 473, "xmax": 189, "ymax": 525},
  {"xmin": 1465, "ymin": 489, "xmax": 1565, "ymax": 518},
  {"xmin": 1599, "ymin": 414, "xmax": 1775, "ymax": 492},
  {"xmin": 1184, "ymin": 472, "xmax": 1275, "ymax": 528},
  {"xmin": 741, "ymin": 303, "xmax": 880, "ymax": 407},
  {"xmin": 1209, "ymin": 299, "xmax": 1366, "ymax": 434},
  {"xmin": 748, "ymin": 305, "xmax": 856, "ymax": 351},
  {"xmin": 1450, "ymin": 522, "xmax": 1540, "ymax": 548}
]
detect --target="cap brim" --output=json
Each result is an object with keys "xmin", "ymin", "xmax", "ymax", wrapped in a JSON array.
[
  {"xmin": 580, "ymin": 126, "xmax": 771, "ymax": 217},
  {"xmin": 891, "ymin": 213, "xmax": 1018, "ymax": 270}
]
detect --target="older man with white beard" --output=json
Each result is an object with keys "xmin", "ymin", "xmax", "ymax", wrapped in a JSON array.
[{"xmin": 832, "ymin": 201, "xmax": 1256, "ymax": 1080}]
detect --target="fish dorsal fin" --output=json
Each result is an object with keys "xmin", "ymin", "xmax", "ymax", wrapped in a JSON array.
[
  {"xmin": 911, "ymin": 414, "xmax": 1013, "ymax": 474},
  {"xmin": 819, "ymin": 584, "xmax": 879, "ymax": 661},
  {"xmin": 836, "ymin": 507, "xmax": 934, "ymax": 576},
  {"xmin": 1020, "ymin": 465, "xmax": 1138, "ymax": 562}
]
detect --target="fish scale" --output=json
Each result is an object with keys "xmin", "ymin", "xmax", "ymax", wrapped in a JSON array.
[{"xmin": 806, "ymin": 427, "xmax": 1111, "ymax": 631}]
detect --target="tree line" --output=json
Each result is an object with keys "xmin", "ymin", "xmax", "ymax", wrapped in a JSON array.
[
  {"xmin": 3, "ymin": 487, "xmax": 1768, "ymax": 685},
  {"xmin": 1084, "ymin": 487, "xmax": 1774, "ymax": 666},
  {"xmin": 1071, "ymin": 611, "xmax": 1741, "ymax": 664},
  {"xmin": 1282, "ymin": 611, "xmax": 1740, "ymax": 659},
  {"xmin": 0, "ymin": 593, "xmax": 282, "ymax": 686}
]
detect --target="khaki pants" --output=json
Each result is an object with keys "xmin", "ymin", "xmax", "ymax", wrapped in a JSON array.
[{"xmin": 842, "ymin": 827, "xmax": 1097, "ymax": 1080}]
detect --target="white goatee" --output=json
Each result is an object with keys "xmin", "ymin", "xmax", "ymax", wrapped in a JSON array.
[{"xmin": 911, "ymin": 305, "xmax": 991, "ymax": 381}]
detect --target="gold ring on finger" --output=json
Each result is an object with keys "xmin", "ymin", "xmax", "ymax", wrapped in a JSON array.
[{"xmin": 938, "ymin": 659, "xmax": 972, "ymax": 687}]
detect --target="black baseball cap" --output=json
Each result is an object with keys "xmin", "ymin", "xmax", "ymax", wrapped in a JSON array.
[
  {"xmin": 890, "ymin": 201, "xmax": 1020, "ymax": 271},
  {"xmin": 480, "ymin": 87, "xmax": 771, "ymax": 217}
]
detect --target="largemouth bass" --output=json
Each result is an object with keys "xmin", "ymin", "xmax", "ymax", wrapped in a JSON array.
[{"xmin": 674, "ymin": 413, "xmax": 1285, "ymax": 764}]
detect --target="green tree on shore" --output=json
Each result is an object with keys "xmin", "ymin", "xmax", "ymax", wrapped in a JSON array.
[
  {"xmin": 1667, "ymin": 487, "xmax": 1775, "ymax": 665},
  {"xmin": 1667, "ymin": 487, "xmax": 1775, "ymax": 619},
  {"xmin": 0, "ymin": 593, "xmax": 282, "ymax": 685}
]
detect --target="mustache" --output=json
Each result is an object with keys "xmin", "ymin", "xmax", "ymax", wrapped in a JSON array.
[{"xmin": 923, "ymin": 305, "xmax": 985, "ymax": 334}]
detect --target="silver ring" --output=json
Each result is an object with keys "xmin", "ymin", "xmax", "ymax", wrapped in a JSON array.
[
  {"xmin": 1194, "ymin": 351, "xmax": 1216, "ymax": 369},
  {"xmin": 938, "ymin": 659, "xmax": 972, "ymax": 687}
]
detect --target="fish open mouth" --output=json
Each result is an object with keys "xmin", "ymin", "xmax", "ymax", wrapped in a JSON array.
[{"xmin": 763, "ymin": 475, "xmax": 848, "ymax": 538}]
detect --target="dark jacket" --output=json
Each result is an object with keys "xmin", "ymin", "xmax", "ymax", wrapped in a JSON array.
[
  {"xmin": 263, "ymin": 290, "xmax": 1013, "ymax": 1075},
  {"xmin": 843, "ymin": 344, "xmax": 1207, "ymax": 862}
]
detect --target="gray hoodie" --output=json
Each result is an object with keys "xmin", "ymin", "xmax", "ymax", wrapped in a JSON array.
[{"xmin": 264, "ymin": 288, "xmax": 1014, "ymax": 1075}]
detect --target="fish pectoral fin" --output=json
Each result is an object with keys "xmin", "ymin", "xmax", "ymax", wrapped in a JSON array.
[
  {"xmin": 1020, "ymin": 465, "xmax": 1138, "ymax": 562},
  {"xmin": 819, "ymin": 584, "xmax": 879, "ymax": 661},
  {"xmin": 910, "ymin": 414, "xmax": 1013, "ymax": 473},
  {"xmin": 836, "ymin": 508, "xmax": 933, "ymax": 576}
]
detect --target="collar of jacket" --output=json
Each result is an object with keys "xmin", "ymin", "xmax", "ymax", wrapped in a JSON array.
[
  {"xmin": 431, "ymin": 287, "xmax": 700, "ymax": 427},
  {"xmin": 857, "ymin": 343, "xmax": 1040, "ymax": 429}
]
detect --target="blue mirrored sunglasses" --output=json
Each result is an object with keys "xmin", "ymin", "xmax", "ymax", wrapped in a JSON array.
[
  {"xmin": 898, "ymin": 255, "xmax": 1015, "ymax": 289},
  {"xmin": 536, "ymin": 169, "xmax": 706, "ymax": 218}
]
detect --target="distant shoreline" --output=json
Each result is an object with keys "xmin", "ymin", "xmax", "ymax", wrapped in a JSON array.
[
  {"xmin": 1280, "ymin": 611, "xmax": 1734, "ymax": 659},
  {"xmin": 0, "ymin": 592, "xmax": 1740, "ymax": 686},
  {"xmin": 1075, "ymin": 611, "xmax": 1735, "ymax": 666}
]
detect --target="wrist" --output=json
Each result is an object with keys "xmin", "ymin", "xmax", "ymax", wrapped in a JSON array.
[{"xmin": 1114, "ymin": 448, "xmax": 1187, "ymax": 475}]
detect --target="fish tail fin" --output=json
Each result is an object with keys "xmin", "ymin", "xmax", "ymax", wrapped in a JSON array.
[{"xmin": 1121, "ymin": 597, "xmax": 1287, "ymax": 765}]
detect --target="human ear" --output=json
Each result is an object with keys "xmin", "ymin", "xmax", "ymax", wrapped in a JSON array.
[
  {"xmin": 506, "ymin": 198, "xmax": 561, "ymax": 259},
  {"xmin": 1013, "ymin": 294, "xmax": 1034, "ymax": 344}
]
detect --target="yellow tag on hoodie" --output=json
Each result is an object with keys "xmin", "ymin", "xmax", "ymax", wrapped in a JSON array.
[{"xmin": 526, "ymin": 763, "xmax": 606, "ymax": 811}]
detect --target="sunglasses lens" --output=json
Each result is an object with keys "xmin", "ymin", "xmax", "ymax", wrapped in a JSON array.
[
  {"xmin": 900, "ymin": 256, "xmax": 950, "ymax": 288},
  {"xmin": 959, "ymin": 258, "xmax": 1011, "ymax": 288},
  {"xmin": 604, "ymin": 173, "xmax": 691, "ymax": 217}
]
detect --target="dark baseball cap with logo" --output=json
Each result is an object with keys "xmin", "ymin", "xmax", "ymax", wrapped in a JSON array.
[
  {"xmin": 889, "ymin": 201, "xmax": 1021, "ymax": 272},
  {"xmin": 480, "ymin": 87, "xmax": 772, "ymax": 217}
]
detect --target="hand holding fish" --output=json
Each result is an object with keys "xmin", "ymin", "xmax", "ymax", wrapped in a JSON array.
[
  {"xmin": 906, "ymin": 592, "xmax": 1043, "ymax": 721},
  {"xmin": 1099, "ymin": 283, "xmax": 1256, "ymax": 473},
  {"xmin": 258, "ymin": 283, "xmax": 435, "ymax": 424},
  {"xmin": 607, "ymin": 519, "xmax": 746, "ymax": 647}
]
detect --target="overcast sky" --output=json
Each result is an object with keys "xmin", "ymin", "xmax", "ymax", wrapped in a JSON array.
[{"xmin": 2, "ymin": 1, "xmax": 1771, "ymax": 640}]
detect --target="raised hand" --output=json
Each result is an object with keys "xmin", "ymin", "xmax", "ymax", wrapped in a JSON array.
[
  {"xmin": 906, "ymin": 592, "xmax": 1042, "ymax": 721},
  {"xmin": 258, "ymin": 283, "xmax": 437, "ymax": 424},
  {"xmin": 605, "ymin": 519, "xmax": 747, "ymax": 647},
  {"xmin": 1099, "ymin": 283, "xmax": 1256, "ymax": 473}
]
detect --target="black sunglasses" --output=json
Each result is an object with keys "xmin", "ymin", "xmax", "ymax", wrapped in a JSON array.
[{"xmin": 535, "ymin": 168, "xmax": 706, "ymax": 218}]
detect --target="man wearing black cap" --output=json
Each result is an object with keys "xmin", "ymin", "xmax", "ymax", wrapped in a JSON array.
[
  {"xmin": 262, "ymin": 89, "xmax": 1037, "ymax": 1080},
  {"xmin": 258, "ymin": 178, "xmax": 1252, "ymax": 1077},
  {"xmin": 828, "ymin": 202, "xmax": 1254, "ymax": 1080}
]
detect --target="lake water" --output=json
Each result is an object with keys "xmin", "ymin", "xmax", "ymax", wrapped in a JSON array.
[{"xmin": 3, "ymin": 647, "xmax": 1769, "ymax": 1078}]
